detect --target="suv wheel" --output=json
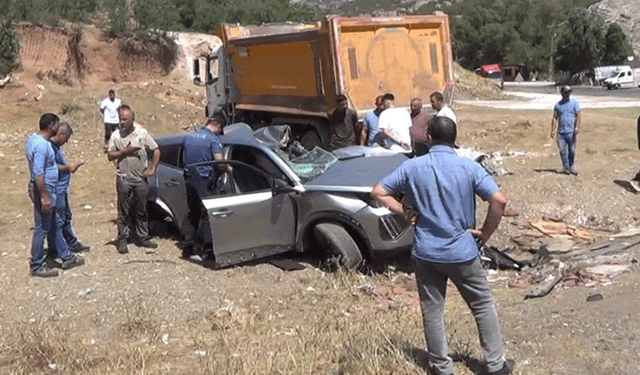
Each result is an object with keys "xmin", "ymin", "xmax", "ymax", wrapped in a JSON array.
[{"xmin": 313, "ymin": 223, "xmax": 363, "ymax": 269}]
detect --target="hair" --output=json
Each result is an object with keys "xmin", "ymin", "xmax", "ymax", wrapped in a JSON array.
[
  {"xmin": 108, "ymin": 89, "xmax": 115, "ymax": 95},
  {"xmin": 57, "ymin": 122, "xmax": 74, "ymax": 136},
  {"xmin": 382, "ymin": 93, "xmax": 395, "ymax": 101},
  {"xmin": 428, "ymin": 116, "xmax": 457, "ymax": 146},
  {"xmin": 430, "ymin": 91, "xmax": 444, "ymax": 102},
  {"xmin": 118, "ymin": 104, "xmax": 135, "ymax": 120},
  {"xmin": 375, "ymin": 95, "xmax": 384, "ymax": 105},
  {"xmin": 39, "ymin": 113, "xmax": 60, "ymax": 130},
  {"xmin": 336, "ymin": 94, "xmax": 348, "ymax": 103},
  {"xmin": 411, "ymin": 98, "xmax": 422, "ymax": 105},
  {"xmin": 207, "ymin": 113, "xmax": 226, "ymax": 127}
]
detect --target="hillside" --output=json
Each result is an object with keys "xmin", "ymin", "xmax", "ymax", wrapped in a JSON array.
[{"xmin": 590, "ymin": 0, "xmax": 640, "ymax": 58}]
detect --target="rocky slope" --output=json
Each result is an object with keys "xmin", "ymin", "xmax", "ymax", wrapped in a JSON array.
[{"xmin": 590, "ymin": 0, "xmax": 640, "ymax": 59}]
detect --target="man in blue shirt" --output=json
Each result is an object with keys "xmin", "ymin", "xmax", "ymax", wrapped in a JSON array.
[
  {"xmin": 550, "ymin": 85, "xmax": 581, "ymax": 175},
  {"xmin": 26, "ymin": 114, "xmax": 84, "ymax": 277},
  {"xmin": 362, "ymin": 95, "xmax": 384, "ymax": 146},
  {"xmin": 49, "ymin": 123, "xmax": 90, "ymax": 255},
  {"xmin": 181, "ymin": 115, "xmax": 231, "ymax": 257},
  {"xmin": 372, "ymin": 117, "xmax": 512, "ymax": 375}
]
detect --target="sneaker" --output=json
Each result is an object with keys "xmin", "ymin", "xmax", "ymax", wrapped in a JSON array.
[
  {"xmin": 488, "ymin": 359, "xmax": 515, "ymax": 375},
  {"xmin": 630, "ymin": 180, "xmax": 640, "ymax": 193},
  {"xmin": 61, "ymin": 254, "xmax": 85, "ymax": 270},
  {"xmin": 71, "ymin": 242, "xmax": 91, "ymax": 253},
  {"xmin": 570, "ymin": 168, "xmax": 579, "ymax": 175},
  {"xmin": 137, "ymin": 239, "xmax": 158, "ymax": 249},
  {"xmin": 117, "ymin": 240, "xmax": 129, "ymax": 254},
  {"xmin": 556, "ymin": 168, "xmax": 570, "ymax": 175},
  {"xmin": 31, "ymin": 265, "xmax": 59, "ymax": 277}
]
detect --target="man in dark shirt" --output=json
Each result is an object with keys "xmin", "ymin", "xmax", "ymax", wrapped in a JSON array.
[
  {"xmin": 328, "ymin": 94, "xmax": 359, "ymax": 151},
  {"xmin": 409, "ymin": 98, "xmax": 433, "ymax": 156},
  {"xmin": 181, "ymin": 115, "xmax": 231, "ymax": 257}
]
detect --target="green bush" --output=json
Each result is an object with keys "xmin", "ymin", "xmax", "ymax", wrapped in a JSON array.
[{"xmin": 0, "ymin": 20, "xmax": 20, "ymax": 77}]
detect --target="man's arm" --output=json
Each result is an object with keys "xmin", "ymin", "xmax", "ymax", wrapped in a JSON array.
[
  {"xmin": 143, "ymin": 148, "xmax": 161, "ymax": 177},
  {"xmin": 550, "ymin": 110, "xmax": 558, "ymax": 138},
  {"xmin": 468, "ymin": 189, "xmax": 507, "ymax": 245},
  {"xmin": 381, "ymin": 129, "xmax": 411, "ymax": 150},
  {"xmin": 360, "ymin": 123, "xmax": 368, "ymax": 146},
  {"xmin": 106, "ymin": 145, "xmax": 140, "ymax": 161},
  {"xmin": 214, "ymin": 152, "xmax": 232, "ymax": 174},
  {"xmin": 34, "ymin": 175, "xmax": 52, "ymax": 214},
  {"xmin": 58, "ymin": 162, "xmax": 84, "ymax": 173},
  {"xmin": 371, "ymin": 183, "xmax": 417, "ymax": 225},
  {"xmin": 574, "ymin": 111, "xmax": 582, "ymax": 135}
]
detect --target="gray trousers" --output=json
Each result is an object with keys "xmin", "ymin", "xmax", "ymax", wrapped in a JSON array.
[
  {"xmin": 117, "ymin": 177, "xmax": 149, "ymax": 242},
  {"xmin": 414, "ymin": 256, "xmax": 505, "ymax": 375}
]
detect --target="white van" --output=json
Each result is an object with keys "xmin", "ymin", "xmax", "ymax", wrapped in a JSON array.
[{"xmin": 604, "ymin": 66, "xmax": 640, "ymax": 89}]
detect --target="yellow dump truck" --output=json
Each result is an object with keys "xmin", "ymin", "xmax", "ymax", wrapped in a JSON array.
[{"xmin": 193, "ymin": 14, "xmax": 454, "ymax": 148}]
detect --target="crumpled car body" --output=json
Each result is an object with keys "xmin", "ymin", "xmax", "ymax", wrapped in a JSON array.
[{"xmin": 148, "ymin": 123, "xmax": 413, "ymax": 268}]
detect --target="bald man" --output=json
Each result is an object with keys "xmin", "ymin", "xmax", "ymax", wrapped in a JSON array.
[{"xmin": 107, "ymin": 105, "xmax": 161, "ymax": 254}]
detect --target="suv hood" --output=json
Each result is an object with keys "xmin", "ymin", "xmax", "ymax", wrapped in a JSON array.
[{"xmin": 303, "ymin": 153, "xmax": 408, "ymax": 192}]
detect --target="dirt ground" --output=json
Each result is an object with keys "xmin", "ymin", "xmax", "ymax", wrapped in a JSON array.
[{"xmin": 1, "ymin": 75, "xmax": 640, "ymax": 375}]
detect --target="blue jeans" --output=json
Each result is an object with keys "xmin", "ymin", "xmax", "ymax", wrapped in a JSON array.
[
  {"xmin": 557, "ymin": 132, "xmax": 577, "ymax": 170},
  {"xmin": 48, "ymin": 193, "xmax": 79, "ymax": 254},
  {"xmin": 29, "ymin": 182, "xmax": 73, "ymax": 271}
]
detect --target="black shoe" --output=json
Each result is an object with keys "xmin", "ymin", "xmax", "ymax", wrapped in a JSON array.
[
  {"xmin": 488, "ymin": 359, "xmax": 515, "ymax": 375},
  {"xmin": 71, "ymin": 242, "xmax": 91, "ymax": 252},
  {"xmin": 117, "ymin": 240, "xmax": 129, "ymax": 254},
  {"xmin": 61, "ymin": 255, "xmax": 85, "ymax": 270},
  {"xmin": 137, "ymin": 239, "xmax": 158, "ymax": 249},
  {"xmin": 31, "ymin": 265, "xmax": 59, "ymax": 277},
  {"xmin": 181, "ymin": 243, "xmax": 194, "ymax": 259}
]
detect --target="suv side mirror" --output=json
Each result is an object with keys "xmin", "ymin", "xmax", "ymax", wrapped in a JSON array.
[{"xmin": 272, "ymin": 178, "xmax": 295, "ymax": 195}]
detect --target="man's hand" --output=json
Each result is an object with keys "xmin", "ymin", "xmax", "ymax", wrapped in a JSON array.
[
  {"xmin": 550, "ymin": 129, "xmax": 556, "ymax": 139},
  {"xmin": 143, "ymin": 167, "xmax": 157, "ymax": 178},
  {"xmin": 41, "ymin": 194, "xmax": 52, "ymax": 214},
  {"xmin": 401, "ymin": 142, "xmax": 411, "ymax": 151},
  {"xmin": 69, "ymin": 162, "xmax": 84, "ymax": 173},
  {"xmin": 467, "ymin": 228, "xmax": 488, "ymax": 246},
  {"xmin": 404, "ymin": 207, "xmax": 418, "ymax": 226},
  {"xmin": 574, "ymin": 127, "xmax": 580, "ymax": 135}
]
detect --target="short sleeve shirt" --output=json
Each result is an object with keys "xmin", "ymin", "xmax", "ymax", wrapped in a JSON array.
[
  {"xmin": 182, "ymin": 127, "xmax": 223, "ymax": 180},
  {"xmin": 100, "ymin": 97, "xmax": 122, "ymax": 124},
  {"xmin": 436, "ymin": 105, "xmax": 457, "ymax": 124},
  {"xmin": 364, "ymin": 110, "xmax": 381, "ymax": 146},
  {"xmin": 554, "ymin": 98, "xmax": 580, "ymax": 134},
  {"xmin": 410, "ymin": 109, "xmax": 433, "ymax": 144},
  {"xmin": 380, "ymin": 145, "xmax": 500, "ymax": 263},
  {"xmin": 378, "ymin": 107, "xmax": 412, "ymax": 153},
  {"xmin": 52, "ymin": 143, "xmax": 71, "ymax": 195},
  {"xmin": 107, "ymin": 123, "xmax": 158, "ymax": 182},
  {"xmin": 329, "ymin": 108, "xmax": 358, "ymax": 150},
  {"xmin": 26, "ymin": 133, "xmax": 58, "ymax": 193}
]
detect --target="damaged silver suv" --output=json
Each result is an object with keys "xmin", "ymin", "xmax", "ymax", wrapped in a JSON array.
[{"xmin": 147, "ymin": 124, "xmax": 413, "ymax": 269}]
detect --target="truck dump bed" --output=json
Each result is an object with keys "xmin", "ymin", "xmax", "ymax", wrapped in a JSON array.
[{"xmin": 217, "ymin": 15, "xmax": 454, "ymax": 118}]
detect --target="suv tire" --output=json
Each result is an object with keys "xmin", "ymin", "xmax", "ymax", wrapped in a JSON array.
[{"xmin": 314, "ymin": 223, "xmax": 363, "ymax": 269}]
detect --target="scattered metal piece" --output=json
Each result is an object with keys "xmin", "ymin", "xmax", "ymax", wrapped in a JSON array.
[
  {"xmin": 524, "ymin": 273, "xmax": 563, "ymax": 299},
  {"xmin": 586, "ymin": 293, "xmax": 604, "ymax": 302}
]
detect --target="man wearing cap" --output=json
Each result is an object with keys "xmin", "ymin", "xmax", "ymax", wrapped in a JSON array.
[{"xmin": 550, "ymin": 85, "xmax": 581, "ymax": 175}]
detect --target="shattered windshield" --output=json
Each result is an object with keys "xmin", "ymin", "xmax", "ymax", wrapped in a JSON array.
[
  {"xmin": 253, "ymin": 125, "xmax": 337, "ymax": 181},
  {"xmin": 276, "ymin": 147, "xmax": 338, "ymax": 181}
]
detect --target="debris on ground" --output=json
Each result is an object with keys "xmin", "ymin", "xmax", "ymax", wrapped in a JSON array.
[{"xmin": 484, "ymin": 222, "xmax": 638, "ymax": 299}]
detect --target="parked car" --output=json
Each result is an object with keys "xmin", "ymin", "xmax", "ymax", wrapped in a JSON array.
[{"xmin": 147, "ymin": 123, "xmax": 414, "ymax": 269}]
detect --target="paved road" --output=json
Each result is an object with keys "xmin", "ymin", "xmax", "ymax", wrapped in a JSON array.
[
  {"xmin": 505, "ymin": 82, "xmax": 640, "ymax": 98},
  {"xmin": 458, "ymin": 82, "xmax": 640, "ymax": 110}
]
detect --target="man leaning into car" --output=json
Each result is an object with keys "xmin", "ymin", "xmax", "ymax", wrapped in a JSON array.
[
  {"xmin": 181, "ymin": 114, "xmax": 231, "ymax": 258},
  {"xmin": 107, "ymin": 105, "xmax": 161, "ymax": 254}
]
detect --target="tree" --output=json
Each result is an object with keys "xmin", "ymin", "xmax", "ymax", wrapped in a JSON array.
[
  {"xmin": 0, "ymin": 20, "xmax": 20, "ymax": 77},
  {"xmin": 553, "ymin": 8, "xmax": 604, "ymax": 75},
  {"xmin": 601, "ymin": 23, "xmax": 633, "ymax": 65}
]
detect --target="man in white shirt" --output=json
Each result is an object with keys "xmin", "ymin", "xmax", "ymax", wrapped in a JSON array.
[
  {"xmin": 100, "ymin": 89, "xmax": 122, "ymax": 147},
  {"xmin": 430, "ymin": 91, "xmax": 457, "ymax": 125},
  {"xmin": 377, "ymin": 93, "xmax": 412, "ymax": 154}
]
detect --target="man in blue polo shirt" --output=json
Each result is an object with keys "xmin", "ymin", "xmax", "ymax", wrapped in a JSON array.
[
  {"xmin": 550, "ymin": 85, "xmax": 581, "ymax": 175},
  {"xmin": 362, "ymin": 95, "xmax": 384, "ymax": 146},
  {"xmin": 26, "ymin": 114, "xmax": 84, "ymax": 277},
  {"xmin": 372, "ymin": 117, "xmax": 512, "ymax": 375},
  {"xmin": 49, "ymin": 123, "xmax": 90, "ymax": 255},
  {"xmin": 181, "ymin": 115, "xmax": 231, "ymax": 257}
]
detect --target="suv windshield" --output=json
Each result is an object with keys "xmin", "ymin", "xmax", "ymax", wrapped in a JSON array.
[{"xmin": 275, "ymin": 146, "xmax": 337, "ymax": 181}]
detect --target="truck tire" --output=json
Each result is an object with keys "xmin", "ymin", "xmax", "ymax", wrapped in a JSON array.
[{"xmin": 313, "ymin": 222, "xmax": 363, "ymax": 269}]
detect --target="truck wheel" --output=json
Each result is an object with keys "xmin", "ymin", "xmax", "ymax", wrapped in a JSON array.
[
  {"xmin": 313, "ymin": 223, "xmax": 363, "ymax": 269},
  {"xmin": 301, "ymin": 130, "xmax": 322, "ymax": 150}
]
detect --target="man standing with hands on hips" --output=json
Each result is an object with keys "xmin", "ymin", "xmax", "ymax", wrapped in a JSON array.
[
  {"xmin": 372, "ymin": 117, "xmax": 513, "ymax": 375},
  {"xmin": 550, "ymin": 85, "xmax": 581, "ymax": 175}
]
